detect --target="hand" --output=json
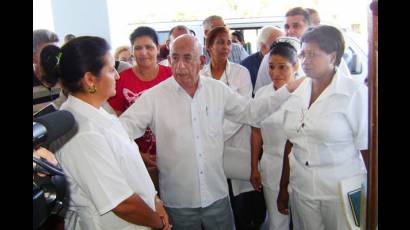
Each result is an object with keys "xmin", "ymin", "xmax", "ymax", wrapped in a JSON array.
[
  {"xmin": 155, "ymin": 198, "xmax": 171, "ymax": 230},
  {"xmin": 250, "ymin": 168, "xmax": 262, "ymax": 192},
  {"xmin": 277, "ymin": 188, "xmax": 290, "ymax": 215},
  {"xmin": 33, "ymin": 147, "xmax": 58, "ymax": 177},
  {"xmin": 141, "ymin": 152, "xmax": 157, "ymax": 167},
  {"xmin": 286, "ymin": 76, "xmax": 306, "ymax": 93}
]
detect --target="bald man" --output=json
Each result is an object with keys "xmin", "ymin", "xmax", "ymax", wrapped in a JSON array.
[{"xmin": 120, "ymin": 34, "xmax": 304, "ymax": 229}]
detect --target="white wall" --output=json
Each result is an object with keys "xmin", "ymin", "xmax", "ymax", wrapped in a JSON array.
[{"xmin": 51, "ymin": 0, "xmax": 111, "ymax": 44}]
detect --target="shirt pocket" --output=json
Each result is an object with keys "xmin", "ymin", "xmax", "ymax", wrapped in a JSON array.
[{"xmin": 207, "ymin": 108, "xmax": 223, "ymax": 135}]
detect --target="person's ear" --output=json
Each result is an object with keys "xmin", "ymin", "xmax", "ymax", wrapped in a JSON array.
[
  {"xmin": 329, "ymin": 51, "xmax": 337, "ymax": 66},
  {"xmin": 199, "ymin": 55, "xmax": 206, "ymax": 69},
  {"xmin": 293, "ymin": 62, "xmax": 300, "ymax": 73},
  {"xmin": 167, "ymin": 55, "xmax": 172, "ymax": 65},
  {"xmin": 165, "ymin": 39, "xmax": 170, "ymax": 49},
  {"xmin": 261, "ymin": 43, "xmax": 269, "ymax": 55},
  {"xmin": 33, "ymin": 53, "xmax": 38, "ymax": 64},
  {"xmin": 83, "ymin": 72, "xmax": 97, "ymax": 88},
  {"xmin": 156, "ymin": 45, "xmax": 160, "ymax": 55}
]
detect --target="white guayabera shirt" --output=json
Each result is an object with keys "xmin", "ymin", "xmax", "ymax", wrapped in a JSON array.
[{"xmin": 120, "ymin": 76, "xmax": 291, "ymax": 208}]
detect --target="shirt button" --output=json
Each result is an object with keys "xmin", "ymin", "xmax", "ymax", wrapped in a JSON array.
[
  {"xmin": 305, "ymin": 161, "xmax": 309, "ymax": 166},
  {"xmin": 200, "ymin": 171, "xmax": 203, "ymax": 174},
  {"xmin": 193, "ymin": 118, "xmax": 197, "ymax": 121},
  {"xmin": 196, "ymin": 136, "xmax": 199, "ymax": 139}
]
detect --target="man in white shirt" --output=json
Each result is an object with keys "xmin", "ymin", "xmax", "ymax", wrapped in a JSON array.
[{"xmin": 119, "ymin": 34, "xmax": 303, "ymax": 229}]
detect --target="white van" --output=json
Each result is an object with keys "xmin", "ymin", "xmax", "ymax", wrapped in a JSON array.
[{"xmin": 131, "ymin": 18, "xmax": 368, "ymax": 84}]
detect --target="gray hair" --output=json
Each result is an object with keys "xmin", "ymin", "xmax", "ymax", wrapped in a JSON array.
[
  {"xmin": 202, "ymin": 15, "xmax": 223, "ymax": 30},
  {"xmin": 170, "ymin": 34, "xmax": 203, "ymax": 57},
  {"xmin": 256, "ymin": 26, "xmax": 284, "ymax": 52},
  {"xmin": 169, "ymin": 25, "xmax": 190, "ymax": 37},
  {"xmin": 33, "ymin": 29, "xmax": 59, "ymax": 54}
]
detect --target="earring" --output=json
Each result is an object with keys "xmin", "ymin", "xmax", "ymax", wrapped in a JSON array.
[{"xmin": 88, "ymin": 85, "xmax": 97, "ymax": 94}]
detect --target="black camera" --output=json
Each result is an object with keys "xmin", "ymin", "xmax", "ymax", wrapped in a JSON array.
[{"xmin": 33, "ymin": 110, "xmax": 76, "ymax": 229}]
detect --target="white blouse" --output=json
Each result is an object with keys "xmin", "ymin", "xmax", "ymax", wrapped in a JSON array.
[
  {"xmin": 254, "ymin": 82, "xmax": 288, "ymax": 191},
  {"xmin": 58, "ymin": 95, "xmax": 155, "ymax": 230},
  {"xmin": 282, "ymin": 70, "xmax": 367, "ymax": 200}
]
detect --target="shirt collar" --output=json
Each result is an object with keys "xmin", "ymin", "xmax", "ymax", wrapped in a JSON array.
[
  {"xmin": 64, "ymin": 95, "xmax": 113, "ymax": 122},
  {"xmin": 292, "ymin": 68, "xmax": 354, "ymax": 104},
  {"xmin": 170, "ymin": 75, "xmax": 204, "ymax": 94},
  {"xmin": 202, "ymin": 61, "xmax": 232, "ymax": 81},
  {"xmin": 320, "ymin": 68, "xmax": 354, "ymax": 98}
]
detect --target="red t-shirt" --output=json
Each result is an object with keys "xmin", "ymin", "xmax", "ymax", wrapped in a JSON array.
[{"xmin": 108, "ymin": 64, "xmax": 172, "ymax": 155}]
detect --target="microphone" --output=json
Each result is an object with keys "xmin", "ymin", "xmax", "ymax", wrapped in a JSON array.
[{"xmin": 33, "ymin": 110, "xmax": 75, "ymax": 149}]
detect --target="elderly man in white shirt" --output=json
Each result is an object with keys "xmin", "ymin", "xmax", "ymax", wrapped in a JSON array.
[{"xmin": 119, "ymin": 34, "xmax": 304, "ymax": 229}]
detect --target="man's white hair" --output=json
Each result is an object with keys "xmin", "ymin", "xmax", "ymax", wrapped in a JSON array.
[
  {"xmin": 256, "ymin": 26, "xmax": 284, "ymax": 52},
  {"xmin": 202, "ymin": 15, "xmax": 223, "ymax": 30},
  {"xmin": 170, "ymin": 34, "xmax": 203, "ymax": 57}
]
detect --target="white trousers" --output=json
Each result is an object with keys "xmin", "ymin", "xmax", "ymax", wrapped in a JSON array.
[
  {"xmin": 289, "ymin": 189, "xmax": 349, "ymax": 230},
  {"xmin": 263, "ymin": 187, "xmax": 290, "ymax": 230}
]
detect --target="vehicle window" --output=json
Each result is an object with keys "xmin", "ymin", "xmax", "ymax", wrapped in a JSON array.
[{"xmin": 343, "ymin": 46, "xmax": 362, "ymax": 75}]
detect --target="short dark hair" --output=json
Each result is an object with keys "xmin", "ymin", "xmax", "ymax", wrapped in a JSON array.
[
  {"xmin": 129, "ymin": 26, "xmax": 159, "ymax": 46},
  {"xmin": 301, "ymin": 25, "xmax": 345, "ymax": 66},
  {"xmin": 231, "ymin": 31, "xmax": 244, "ymax": 43},
  {"xmin": 206, "ymin": 26, "xmax": 230, "ymax": 49},
  {"xmin": 33, "ymin": 29, "xmax": 59, "ymax": 54},
  {"xmin": 285, "ymin": 7, "xmax": 311, "ymax": 26},
  {"xmin": 40, "ymin": 36, "xmax": 110, "ymax": 93},
  {"xmin": 269, "ymin": 42, "xmax": 299, "ymax": 65}
]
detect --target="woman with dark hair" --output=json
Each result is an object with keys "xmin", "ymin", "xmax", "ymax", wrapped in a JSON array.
[
  {"xmin": 277, "ymin": 25, "xmax": 368, "ymax": 229},
  {"xmin": 250, "ymin": 40, "xmax": 300, "ymax": 230},
  {"xmin": 108, "ymin": 26, "xmax": 172, "ymax": 167},
  {"xmin": 40, "ymin": 36, "xmax": 170, "ymax": 230}
]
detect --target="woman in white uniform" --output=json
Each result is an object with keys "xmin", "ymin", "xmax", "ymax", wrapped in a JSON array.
[
  {"xmin": 199, "ymin": 26, "xmax": 265, "ymax": 229},
  {"xmin": 277, "ymin": 25, "xmax": 368, "ymax": 230},
  {"xmin": 250, "ymin": 40, "xmax": 300, "ymax": 230},
  {"xmin": 39, "ymin": 36, "xmax": 171, "ymax": 230}
]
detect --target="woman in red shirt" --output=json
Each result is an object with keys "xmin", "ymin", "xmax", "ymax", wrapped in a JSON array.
[{"xmin": 109, "ymin": 26, "xmax": 172, "ymax": 167}]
